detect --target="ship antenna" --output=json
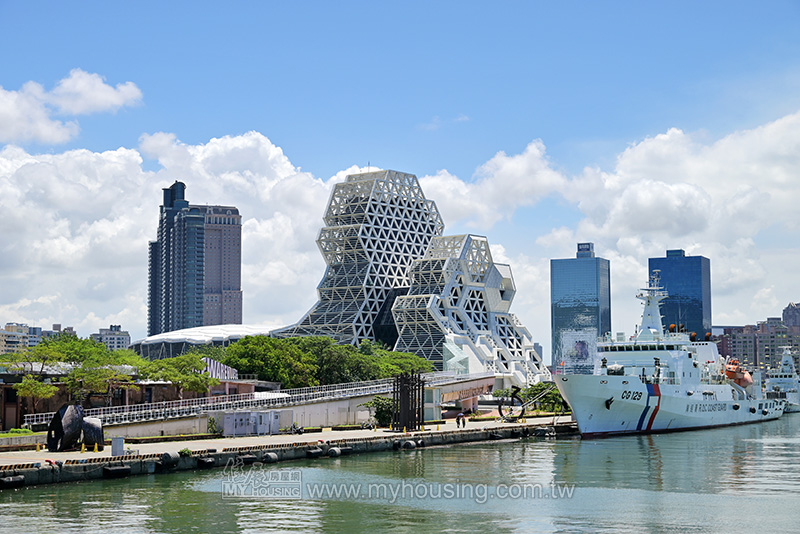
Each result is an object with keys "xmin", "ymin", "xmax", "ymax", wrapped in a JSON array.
[{"xmin": 651, "ymin": 269, "xmax": 661, "ymax": 289}]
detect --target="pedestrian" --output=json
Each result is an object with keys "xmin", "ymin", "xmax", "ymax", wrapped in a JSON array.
[{"xmin": 457, "ymin": 412, "xmax": 465, "ymax": 428}]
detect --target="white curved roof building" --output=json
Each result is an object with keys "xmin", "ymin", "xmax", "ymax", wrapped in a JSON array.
[{"xmin": 131, "ymin": 324, "xmax": 281, "ymax": 359}]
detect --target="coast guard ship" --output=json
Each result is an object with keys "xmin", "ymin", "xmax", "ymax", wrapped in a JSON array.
[
  {"xmin": 556, "ymin": 271, "xmax": 785, "ymax": 438},
  {"xmin": 765, "ymin": 346, "xmax": 800, "ymax": 413}
]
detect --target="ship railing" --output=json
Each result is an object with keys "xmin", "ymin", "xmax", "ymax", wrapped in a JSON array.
[
  {"xmin": 605, "ymin": 358, "xmax": 672, "ymax": 367},
  {"xmin": 704, "ymin": 376, "xmax": 728, "ymax": 385},
  {"xmin": 554, "ymin": 364, "xmax": 595, "ymax": 375},
  {"xmin": 647, "ymin": 376, "xmax": 681, "ymax": 385}
]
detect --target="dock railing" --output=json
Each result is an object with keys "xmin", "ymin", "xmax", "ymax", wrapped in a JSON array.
[{"xmin": 23, "ymin": 371, "xmax": 493, "ymax": 428}]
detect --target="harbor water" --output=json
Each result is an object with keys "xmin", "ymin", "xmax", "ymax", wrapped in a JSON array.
[{"xmin": 2, "ymin": 415, "xmax": 799, "ymax": 533}]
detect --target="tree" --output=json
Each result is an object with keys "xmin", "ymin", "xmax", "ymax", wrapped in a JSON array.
[
  {"xmin": 13, "ymin": 375, "xmax": 58, "ymax": 413},
  {"xmin": 285, "ymin": 336, "xmax": 434, "ymax": 384},
  {"xmin": 140, "ymin": 352, "xmax": 220, "ymax": 399},
  {"xmin": 190, "ymin": 344, "xmax": 228, "ymax": 363},
  {"xmin": 359, "ymin": 395, "xmax": 393, "ymax": 426},
  {"xmin": 493, "ymin": 383, "xmax": 568, "ymax": 413},
  {"xmin": 289, "ymin": 337, "xmax": 378, "ymax": 384},
  {"xmin": 363, "ymin": 341, "xmax": 434, "ymax": 378},
  {"xmin": 64, "ymin": 356, "xmax": 140, "ymax": 405},
  {"xmin": 223, "ymin": 336, "xmax": 319, "ymax": 389},
  {"xmin": 41, "ymin": 338, "xmax": 144, "ymax": 405},
  {"xmin": 0, "ymin": 335, "xmax": 77, "ymax": 379},
  {"xmin": 3, "ymin": 336, "xmax": 144, "ymax": 406}
]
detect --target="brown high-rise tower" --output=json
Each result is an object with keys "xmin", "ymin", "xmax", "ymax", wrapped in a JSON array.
[{"xmin": 148, "ymin": 181, "xmax": 242, "ymax": 336}]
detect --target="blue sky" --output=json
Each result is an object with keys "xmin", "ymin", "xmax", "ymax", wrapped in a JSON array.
[{"xmin": 2, "ymin": 2, "xmax": 799, "ymax": 361}]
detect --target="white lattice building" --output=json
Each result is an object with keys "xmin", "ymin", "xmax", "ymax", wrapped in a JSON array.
[
  {"xmin": 273, "ymin": 170, "xmax": 444, "ymax": 345},
  {"xmin": 392, "ymin": 234, "xmax": 551, "ymax": 387}
]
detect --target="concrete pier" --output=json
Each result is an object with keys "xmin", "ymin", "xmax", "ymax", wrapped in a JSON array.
[{"xmin": 0, "ymin": 416, "xmax": 575, "ymax": 489}]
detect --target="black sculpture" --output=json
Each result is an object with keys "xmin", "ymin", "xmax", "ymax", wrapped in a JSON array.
[
  {"xmin": 46, "ymin": 404, "xmax": 104, "ymax": 452},
  {"xmin": 498, "ymin": 385, "xmax": 526, "ymax": 422},
  {"xmin": 391, "ymin": 373, "xmax": 424, "ymax": 432}
]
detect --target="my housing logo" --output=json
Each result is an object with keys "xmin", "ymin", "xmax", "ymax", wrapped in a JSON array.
[
  {"xmin": 219, "ymin": 461, "xmax": 575, "ymax": 503},
  {"xmin": 221, "ymin": 463, "xmax": 302, "ymax": 499}
]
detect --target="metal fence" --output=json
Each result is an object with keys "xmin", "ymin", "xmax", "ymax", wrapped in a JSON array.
[{"xmin": 23, "ymin": 371, "xmax": 493, "ymax": 427}]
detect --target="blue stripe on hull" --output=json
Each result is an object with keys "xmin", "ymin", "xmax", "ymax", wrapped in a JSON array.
[{"xmin": 636, "ymin": 406, "xmax": 651, "ymax": 431}]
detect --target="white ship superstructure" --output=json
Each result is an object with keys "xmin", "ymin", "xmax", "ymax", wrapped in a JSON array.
[
  {"xmin": 556, "ymin": 271, "xmax": 785, "ymax": 437},
  {"xmin": 765, "ymin": 347, "xmax": 800, "ymax": 413}
]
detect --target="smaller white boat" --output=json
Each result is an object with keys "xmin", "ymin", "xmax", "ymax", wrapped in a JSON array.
[{"xmin": 765, "ymin": 347, "xmax": 800, "ymax": 413}]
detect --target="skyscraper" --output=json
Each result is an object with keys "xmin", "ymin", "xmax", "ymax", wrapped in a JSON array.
[
  {"xmin": 648, "ymin": 249, "xmax": 711, "ymax": 336},
  {"xmin": 550, "ymin": 243, "xmax": 611, "ymax": 373},
  {"xmin": 148, "ymin": 181, "xmax": 242, "ymax": 336}
]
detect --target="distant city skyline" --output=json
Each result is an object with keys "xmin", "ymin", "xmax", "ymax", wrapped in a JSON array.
[{"xmin": 1, "ymin": 3, "xmax": 799, "ymax": 362}]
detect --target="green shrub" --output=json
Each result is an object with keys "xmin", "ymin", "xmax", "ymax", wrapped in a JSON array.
[{"xmin": 359, "ymin": 395, "xmax": 393, "ymax": 426}]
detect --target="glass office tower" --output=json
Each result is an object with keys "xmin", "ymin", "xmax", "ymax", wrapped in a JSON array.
[
  {"xmin": 550, "ymin": 243, "xmax": 611, "ymax": 374},
  {"xmin": 648, "ymin": 249, "xmax": 711, "ymax": 336}
]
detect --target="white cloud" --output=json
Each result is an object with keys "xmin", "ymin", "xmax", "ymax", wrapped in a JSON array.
[
  {"xmin": 0, "ymin": 70, "xmax": 141, "ymax": 144},
  {"xmin": 49, "ymin": 69, "xmax": 142, "ymax": 115},
  {"xmin": 0, "ymin": 82, "xmax": 79, "ymax": 144},
  {"xmin": 420, "ymin": 140, "xmax": 566, "ymax": 228},
  {"xmin": 0, "ymin": 132, "xmax": 345, "ymax": 341},
  {"xmin": 430, "ymin": 113, "xmax": 800, "ymax": 360},
  {"xmin": 1, "ymin": 110, "xmax": 799, "ymax": 361}
]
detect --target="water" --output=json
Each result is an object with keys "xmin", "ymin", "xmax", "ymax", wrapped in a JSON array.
[{"xmin": 3, "ymin": 416, "xmax": 800, "ymax": 533}]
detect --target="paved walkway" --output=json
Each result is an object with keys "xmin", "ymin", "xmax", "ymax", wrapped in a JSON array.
[{"xmin": 0, "ymin": 416, "xmax": 571, "ymax": 466}]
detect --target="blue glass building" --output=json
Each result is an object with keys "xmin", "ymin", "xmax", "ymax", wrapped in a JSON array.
[
  {"xmin": 648, "ymin": 249, "xmax": 711, "ymax": 336},
  {"xmin": 550, "ymin": 243, "xmax": 611, "ymax": 374}
]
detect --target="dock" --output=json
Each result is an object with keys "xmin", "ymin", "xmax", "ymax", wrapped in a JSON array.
[{"xmin": 0, "ymin": 416, "xmax": 576, "ymax": 489}]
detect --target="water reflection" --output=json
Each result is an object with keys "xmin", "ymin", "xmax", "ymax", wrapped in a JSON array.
[{"xmin": 1, "ymin": 416, "xmax": 798, "ymax": 533}]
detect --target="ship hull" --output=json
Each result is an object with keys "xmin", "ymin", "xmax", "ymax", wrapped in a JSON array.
[{"xmin": 556, "ymin": 374, "xmax": 785, "ymax": 438}]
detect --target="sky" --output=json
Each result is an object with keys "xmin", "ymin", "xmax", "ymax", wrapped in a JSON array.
[{"xmin": 1, "ymin": 2, "xmax": 799, "ymax": 363}]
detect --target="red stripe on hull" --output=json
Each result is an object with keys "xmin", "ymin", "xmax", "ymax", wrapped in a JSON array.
[{"xmin": 645, "ymin": 384, "xmax": 661, "ymax": 431}]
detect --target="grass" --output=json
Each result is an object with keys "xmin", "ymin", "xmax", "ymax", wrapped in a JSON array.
[{"xmin": 0, "ymin": 428, "xmax": 43, "ymax": 438}]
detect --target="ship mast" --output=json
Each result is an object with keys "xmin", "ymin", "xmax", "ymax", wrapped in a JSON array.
[{"xmin": 636, "ymin": 270, "xmax": 668, "ymax": 341}]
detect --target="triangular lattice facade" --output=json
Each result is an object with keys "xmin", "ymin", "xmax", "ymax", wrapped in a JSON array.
[
  {"xmin": 273, "ymin": 170, "xmax": 444, "ymax": 345},
  {"xmin": 392, "ymin": 234, "xmax": 551, "ymax": 386}
]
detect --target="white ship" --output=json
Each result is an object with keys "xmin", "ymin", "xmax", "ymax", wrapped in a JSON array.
[
  {"xmin": 765, "ymin": 347, "xmax": 800, "ymax": 413},
  {"xmin": 556, "ymin": 271, "xmax": 785, "ymax": 438}
]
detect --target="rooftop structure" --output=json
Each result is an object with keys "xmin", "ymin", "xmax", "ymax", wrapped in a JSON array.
[
  {"xmin": 392, "ymin": 234, "xmax": 549, "ymax": 386},
  {"xmin": 273, "ymin": 170, "xmax": 444, "ymax": 346},
  {"xmin": 131, "ymin": 324, "xmax": 277, "ymax": 359}
]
